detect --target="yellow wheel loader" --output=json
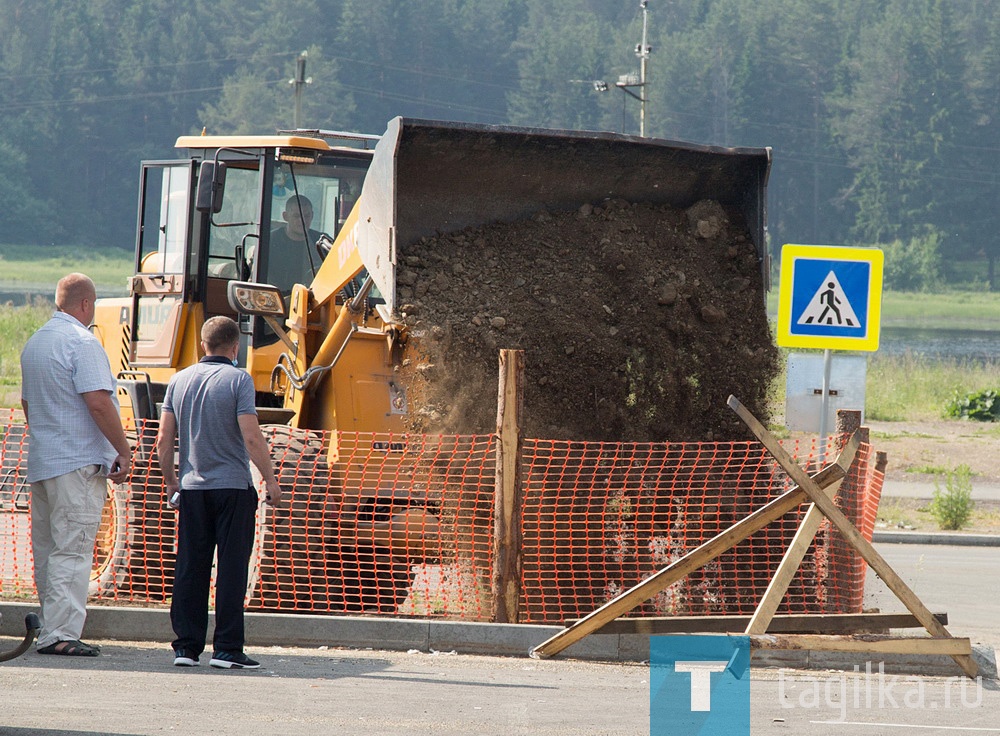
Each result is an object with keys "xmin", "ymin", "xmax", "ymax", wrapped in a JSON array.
[{"xmin": 91, "ymin": 117, "xmax": 771, "ymax": 611}]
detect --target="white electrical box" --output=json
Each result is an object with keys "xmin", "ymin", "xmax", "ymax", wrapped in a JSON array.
[{"xmin": 785, "ymin": 352, "xmax": 867, "ymax": 432}]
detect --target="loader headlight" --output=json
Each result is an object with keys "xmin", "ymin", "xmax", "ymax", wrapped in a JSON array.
[{"xmin": 227, "ymin": 281, "xmax": 286, "ymax": 316}]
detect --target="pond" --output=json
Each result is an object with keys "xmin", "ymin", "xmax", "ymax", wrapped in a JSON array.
[{"xmin": 878, "ymin": 326, "xmax": 999, "ymax": 362}]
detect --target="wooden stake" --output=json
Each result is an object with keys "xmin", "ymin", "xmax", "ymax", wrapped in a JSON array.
[
  {"xmin": 563, "ymin": 611, "xmax": 949, "ymax": 636},
  {"xmin": 750, "ymin": 634, "xmax": 972, "ymax": 656},
  {"xmin": 745, "ymin": 477, "xmax": 845, "ymax": 635},
  {"xmin": 728, "ymin": 395, "xmax": 979, "ymax": 679},
  {"xmin": 492, "ymin": 349, "xmax": 524, "ymax": 623}
]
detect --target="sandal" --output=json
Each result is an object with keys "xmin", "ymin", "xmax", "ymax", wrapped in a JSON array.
[{"xmin": 38, "ymin": 639, "xmax": 101, "ymax": 657}]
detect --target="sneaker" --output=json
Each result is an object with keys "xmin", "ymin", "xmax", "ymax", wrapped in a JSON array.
[
  {"xmin": 173, "ymin": 648, "xmax": 200, "ymax": 667},
  {"xmin": 209, "ymin": 650, "xmax": 260, "ymax": 669}
]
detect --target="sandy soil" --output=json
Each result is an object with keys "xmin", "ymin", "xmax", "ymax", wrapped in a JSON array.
[
  {"xmin": 866, "ymin": 417, "xmax": 1000, "ymax": 484},
  {"xmin": 864, "ymin": 417, "xmax": 1000, "ymax": 533}
]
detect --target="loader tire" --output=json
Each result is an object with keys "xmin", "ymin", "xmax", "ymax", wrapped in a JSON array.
[
  {"xmin": 248, "ymin": 426, "xmax": 416, "ymax": 614},
  {"xmin": 248, "ymin": 427, "xmax": 352, "ymax": 613},
  {"xmin": 93, "ymin": 437, "xmax": 176, "ymax": 601},
  {"xmin": 90, "ymin": 481, "xmax": 126, "ymax": 594},
  {"xmin": 339, "ymin": 551, "xmax": 413, "ymax": 613}
]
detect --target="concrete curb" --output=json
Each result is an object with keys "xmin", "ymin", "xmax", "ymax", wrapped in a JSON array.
[
  {"xmin": 873, "ymin": 530, "xmax": 1000, "ymax": 547},
  {"xmin": 2, "ymin": 601, "xmax": 995, "ymax": 680}
]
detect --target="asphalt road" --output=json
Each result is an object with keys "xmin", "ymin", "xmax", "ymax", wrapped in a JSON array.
[
  {"xmin": 0, "ymin": 638, "xmax": 997, "ymax": 736},
  {"xmin": 1, "ymin": 543, "xmax": 996, "ymax": 735},
  {"xmin": 865, "ymin": 543, "xmax": 1000, "ymax": 648}
]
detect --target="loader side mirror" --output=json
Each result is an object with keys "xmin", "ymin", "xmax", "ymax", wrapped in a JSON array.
[{"xmin": 195, "ymin": 160, "xmax": 227, "ymax": 214}]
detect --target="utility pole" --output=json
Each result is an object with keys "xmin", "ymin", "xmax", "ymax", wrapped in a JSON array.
[
  {"xmin": 636, "ymin": 1, "xmax": 651, "ymax": 137},
  {"xmin": 585, "ymin": 1, "xmax": 652, "ymax": 137},
  {"xmin": 290, "ymin": 50, "xmax": 312, "ymax": 129}
]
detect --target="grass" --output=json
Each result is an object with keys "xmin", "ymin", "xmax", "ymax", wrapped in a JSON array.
[
  {"xmin": 0, "ymin": 244, "xmax": 132, "ymax": 298},
  {"xmin": 770, "ymin": 346, "xmax": 999, "ymax": 423},
  {"xmin": 865, "ymin": 352, "xmax": 999, "ymax": 421},
  {"xmin": 0, "ymin": 300, "xmax": 51, "ymax": 389},
  {"xmin": 766, "ymin": 288, "xmax": 1000, "ymax": 330},
  {"xmin": 879, "ymin": 291, "xmax": 1000, "ymax": 330},
  {"xmin": 876, "ymin": 497, "xmax": 1000, "ymax": 533},
  {"xmin": 909, "ymin": 464, "xmax": 959, "ymax": 476},
  {"xmin": 0, "ymin": 244, "xmax": 131, "ymax": 394}
]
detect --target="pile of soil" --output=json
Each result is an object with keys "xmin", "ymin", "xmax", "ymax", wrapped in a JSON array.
[{"xmin": 393, "ymin": 198, "xmax": 779, "ymax": 442}]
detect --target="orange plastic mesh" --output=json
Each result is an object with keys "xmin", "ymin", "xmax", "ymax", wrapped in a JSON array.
[
  {"xmin": 246, "ymin": 427, "xmax": 495, "ymax": 618},
  {"xmin": 518, "ymin": 436, "xmax": 879, "ymax": 623},
  {"xmin": 0, "ymin": 409, "xmax": 881, "ymax": 626}
]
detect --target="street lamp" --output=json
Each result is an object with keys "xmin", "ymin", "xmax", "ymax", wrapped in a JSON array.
[{"xmin": 586, "ymin": 1, "xmax": 652, "ymax": 136}]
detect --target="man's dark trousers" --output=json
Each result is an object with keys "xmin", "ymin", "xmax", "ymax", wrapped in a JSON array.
[{"xmin": 170, "ymin": 487, "xmax": 257, "ymax": 656}]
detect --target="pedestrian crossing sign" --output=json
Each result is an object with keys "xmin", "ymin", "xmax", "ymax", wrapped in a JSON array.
[{"xmin": 776, "ymin": 244, "xmax": 884, "ymax": 351}]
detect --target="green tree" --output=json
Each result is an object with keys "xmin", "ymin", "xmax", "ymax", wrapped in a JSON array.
[
  {"xmin": 506, "ymin": 1, "xmax": 613, "ymax": 131},
  {"xmin": 833, "ymin": 0, "xmax": 969, "ymax": 263}
]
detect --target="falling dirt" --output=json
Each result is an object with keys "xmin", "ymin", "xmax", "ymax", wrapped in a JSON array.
[{"xmin": 393, "ymin": 198, "xmax": 779, "ymax": 442}]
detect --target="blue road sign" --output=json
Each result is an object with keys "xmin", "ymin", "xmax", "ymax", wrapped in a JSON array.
[{"xmin": 777, "ymin": 244, "xmax": 884, "ymax": 351}]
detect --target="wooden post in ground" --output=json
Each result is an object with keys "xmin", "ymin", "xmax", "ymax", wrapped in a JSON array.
[{"xmin": 492, "ymin": 349, "xmax": 525, "ymax": 623}]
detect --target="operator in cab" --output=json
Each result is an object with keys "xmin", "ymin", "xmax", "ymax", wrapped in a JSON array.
[{"xmin": 267, "ymin": 194, "xmax": 324, "ymax": 296}]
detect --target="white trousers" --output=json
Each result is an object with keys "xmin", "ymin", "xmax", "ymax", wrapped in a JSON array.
[{"xmin": 30, "ymin": 465, "xmax": 107, "ymax": 649}]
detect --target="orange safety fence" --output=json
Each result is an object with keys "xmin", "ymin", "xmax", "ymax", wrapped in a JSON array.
[
  {"xmin": 0, "ymin": 410, "xmax": 882, "ymax": 625},
  {"xmin": 520, "ymin": 437, "xmax": 883, "ymax": 623}
]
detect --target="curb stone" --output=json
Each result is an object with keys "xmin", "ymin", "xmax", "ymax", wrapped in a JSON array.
[
  {"xmin": 872, "ymin": 530, "xmax": 1000, "ymax": 547},
  {"xmin": 2, "ymin": 601, "xmax": 995, "ymax": 680}
]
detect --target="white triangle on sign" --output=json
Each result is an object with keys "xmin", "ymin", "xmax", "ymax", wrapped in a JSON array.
[{"xmin": 796, "ymin": 270, "xmax": 860, "ymax": 327}]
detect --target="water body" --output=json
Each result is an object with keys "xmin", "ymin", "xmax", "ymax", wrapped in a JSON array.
[{"xmin": 878, "ymin": 326, "xmax": 998, "ymax": 361}]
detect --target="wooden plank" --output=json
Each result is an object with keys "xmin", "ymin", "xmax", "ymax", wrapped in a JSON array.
[
  {"xmin": 750, "ymin": 634, "xmax": 972, "ymax": 656},
  {"xmin": 529, "ymin": 441, "xmax": 858, "ymax": 659},
  {"xmin": 728, "ymin": 395, "xmax": 980, "ymax": 679},
  {"xmin": 563, "ymin": 612, "xmax": 950, "ymax": 636},
  {"xmin": 491, "ymin": 349, "xmax": 524, "ymax": 623},
  {"xmin": 745, "ymin": 480, "xmax": 844, "ymax": 635}
]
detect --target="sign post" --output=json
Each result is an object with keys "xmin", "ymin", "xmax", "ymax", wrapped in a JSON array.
[{"xmin": 776, "ymin": 244, "xmax": 884, "ymax": 457}]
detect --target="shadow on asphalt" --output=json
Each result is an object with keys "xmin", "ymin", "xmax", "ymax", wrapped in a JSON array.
[
  {"xmin": 5, "ymin": 643, "xmax": 391, "ymax": 680},
  {"xmin": 0, "ymin": 731, "xmax": 144, "ymax": 736},
  {"xmin": 4, "ymin": 643, "xmax": 555, "ymax": 689}
]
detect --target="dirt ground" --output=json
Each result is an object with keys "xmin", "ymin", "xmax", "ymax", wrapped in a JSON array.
[
  {"xmin": 864, "ymin": 417, "xmax": 1000, "ymax": 533},
  {"xmin": 865, "ymin": 417, "xmax": 1000, "ymax": 484},
  {"xmin": 394, "ymin": 198, "xmax": 777, "ymax": 442}
]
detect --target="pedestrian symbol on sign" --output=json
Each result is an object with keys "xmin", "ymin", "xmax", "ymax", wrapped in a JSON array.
[{"xmin": 796, "ymin": 270, "xmax": 859, "ymax": 327}]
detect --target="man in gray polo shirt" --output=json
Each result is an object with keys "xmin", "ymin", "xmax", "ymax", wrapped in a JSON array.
[
  {"xmin": 156, "ymin": 316, "xmax": 282, "ymax": 669},
  {"xmin": 20, "ymin": 272, "xmax": 132, "ymax": 657}
]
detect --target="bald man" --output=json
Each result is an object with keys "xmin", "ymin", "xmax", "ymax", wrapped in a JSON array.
[{"xmin": 20, "ymin": 272, "xmax": 131, "ymax": 657}]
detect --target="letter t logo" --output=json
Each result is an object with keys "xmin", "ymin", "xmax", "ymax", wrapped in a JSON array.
[{"xmin": 674, "ymin": 661, "xmax": 728, "ymax": 711}]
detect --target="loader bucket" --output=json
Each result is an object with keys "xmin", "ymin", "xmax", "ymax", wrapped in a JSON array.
[{"xmin": 357, "ymin": 117, "xmax": 771, "ymax": 314}]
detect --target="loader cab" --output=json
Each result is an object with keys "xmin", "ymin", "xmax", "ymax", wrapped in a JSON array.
[{"xmin": 122, "ymin": 133, "xmax": 376, "ymax": 408}]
